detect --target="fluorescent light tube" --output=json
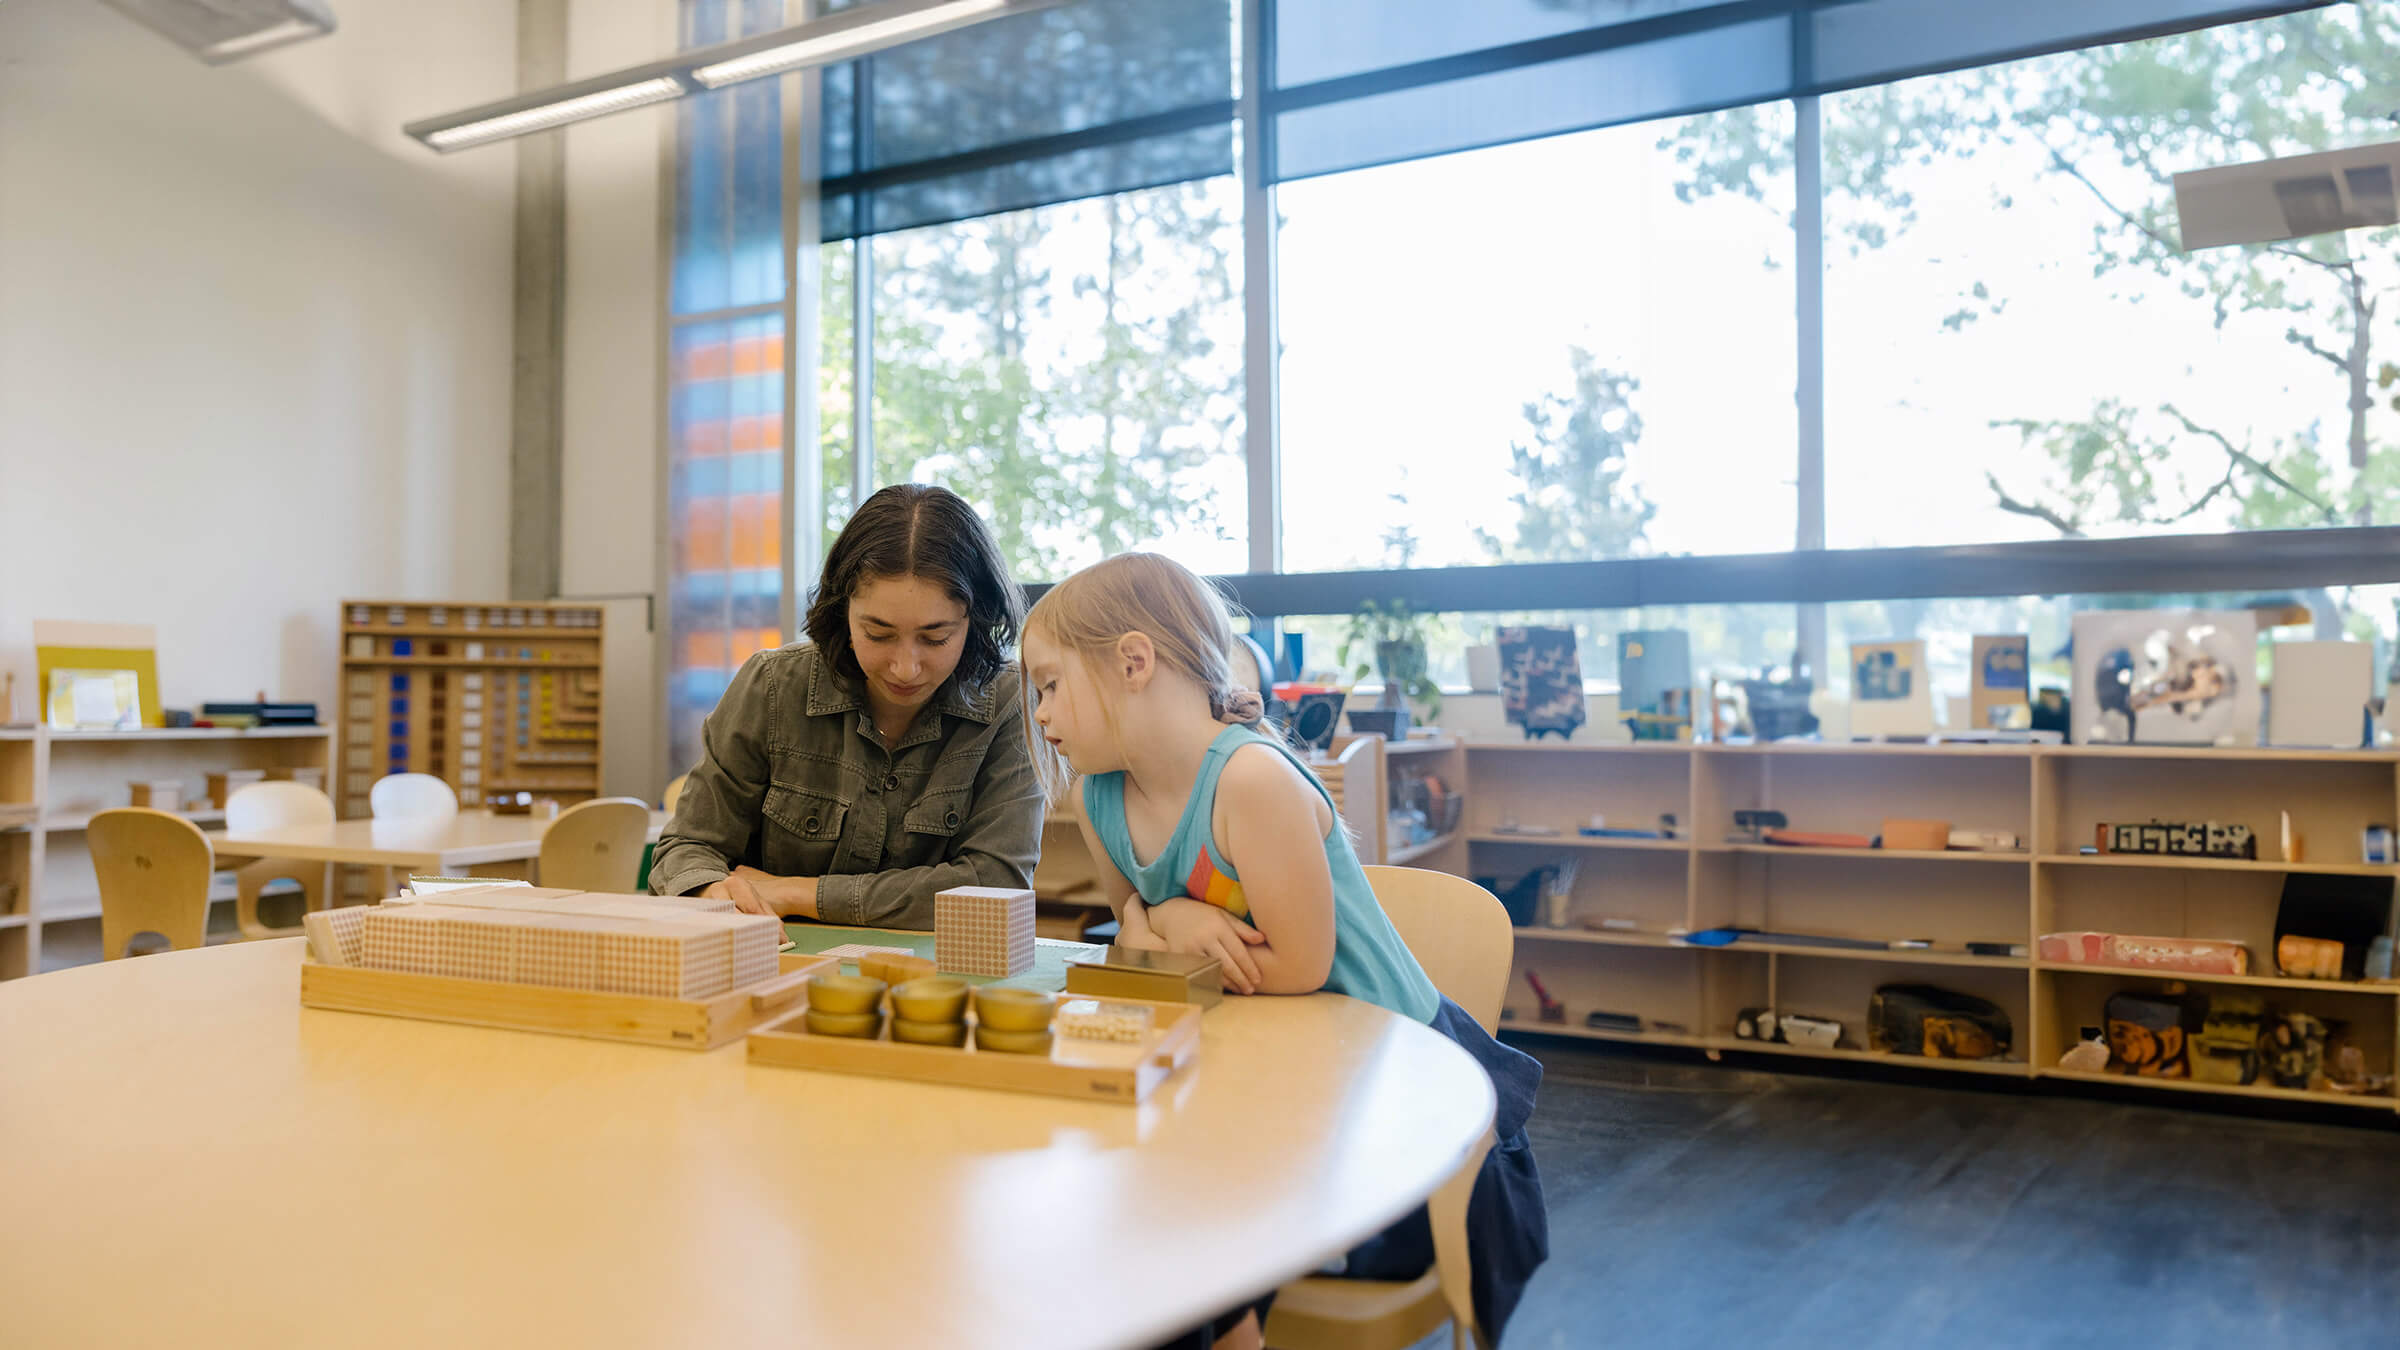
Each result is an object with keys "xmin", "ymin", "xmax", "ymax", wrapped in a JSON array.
[
  {"xmin": 691, "ymin": 0, "xmax": 1007, "ymax": 87},
  {"xmin": 422, "ymin": 77, "xmax": 687, "ymax": 152}
]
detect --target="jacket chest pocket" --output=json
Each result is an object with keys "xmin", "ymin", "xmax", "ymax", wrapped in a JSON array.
[
  {"xmin": 762, "ymin": 784, "xmax": 848, "ymax": 876},
  {"xmin": 901, "ymin": 786, "xmax": 970, "ymax": 848}
]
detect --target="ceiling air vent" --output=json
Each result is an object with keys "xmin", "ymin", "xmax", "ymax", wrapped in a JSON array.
[{"xmin": 100, "ymin": 0, "xmax": 337, "ymax": 66}]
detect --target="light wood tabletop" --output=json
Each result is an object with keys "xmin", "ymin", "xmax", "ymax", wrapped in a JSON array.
[
  {"xmin": 0, "ymin": 939, "xmax": 1494, "ymax": 1350},
  {"xmin": 204, "ymin": 808, "xmax": 668, "ymax": 870}
]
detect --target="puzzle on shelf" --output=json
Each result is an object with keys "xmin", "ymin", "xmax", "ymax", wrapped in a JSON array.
[{"xmin": 934, "ymin": 885, "xmax": 1036, "ymax": 977}]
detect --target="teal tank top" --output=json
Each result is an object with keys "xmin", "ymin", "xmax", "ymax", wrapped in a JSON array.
[{"xmin": 1082, "ymin": 724, "xmax": 1441, "ymax": 1024}]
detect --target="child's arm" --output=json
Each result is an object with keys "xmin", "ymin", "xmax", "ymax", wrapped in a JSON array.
[
  {"xmin": 1196, "ymin": 742, "xmax": 1338, "ymax": 995},
  {"xmin": 1072, "ymin": 808, "xmax": 1162, "ymax": 947}
]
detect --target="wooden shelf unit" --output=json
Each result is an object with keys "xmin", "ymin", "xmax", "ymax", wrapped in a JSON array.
[
  {"xmin": 0, "ymin": 723, "xmax": 330, "ymax": 978},
  {"xmin": 1446, "ymin": 739, "xmax": 2400, "ymax": 1114},
  {"xmin": 336, "ymin": 600, "xmax": 607, "ymax": 827}
]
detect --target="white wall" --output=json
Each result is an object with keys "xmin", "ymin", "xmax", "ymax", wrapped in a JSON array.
[
  {"xmin": 561, "ymin": 0, "xmax": 677, "ymax": 800},
  {"xmin": 0, "ymin": 0, "xmax": 518, "ymax": 718}
]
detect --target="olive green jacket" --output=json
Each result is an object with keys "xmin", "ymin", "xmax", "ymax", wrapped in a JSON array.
[{"xmin": 648, "ymin": 644, "xmax": 1041, "ymax": 929}]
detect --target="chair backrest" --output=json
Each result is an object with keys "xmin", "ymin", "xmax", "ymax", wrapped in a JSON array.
[
  {"xmin": 371, "ymin": 772, "xmax": 460, "ymax": 821},
  {"xmin": 225, "ymin": 781, "xmax": 335, "ymax": 833},
  {"xmin": 88, "ymin": 808, "xmax": 215, "ymax": 959},
  {"xmin": 538, "ymin": 797, "xmax": 652, "ymax": 893},
  {"xmin": 662, "ymin": 773, "xmax": 690, "ymax": 814},
  {"xmin": 1361, "ymin": 866, "xmax": 1515, "ymax": 1032}
]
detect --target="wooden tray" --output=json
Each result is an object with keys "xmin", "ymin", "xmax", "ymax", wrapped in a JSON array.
[
  {"xmin": 299, "ymin": 951, "xmax": 838, "ymax": 1050},
  {"xmin": 746, "ymin": 994, "xmax": 1203, "ymax": 1104}
]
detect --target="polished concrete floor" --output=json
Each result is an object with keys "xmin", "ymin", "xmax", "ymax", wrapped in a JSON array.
[{"xmin": 1450, "ymin": 1038, "xmax": 2400, "ymax": 1350}]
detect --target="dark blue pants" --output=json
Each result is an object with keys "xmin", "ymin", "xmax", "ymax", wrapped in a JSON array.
[
  {"xmin": 1337, "ymin": 996, "xmax": 1549, "ymax": 1341},
  {"xmin": 1152, "ymin": 997, "xmax": 1549, "ymax": 1349}
]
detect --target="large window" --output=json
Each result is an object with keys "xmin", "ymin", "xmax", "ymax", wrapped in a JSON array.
[
  {"xmin": 1804, "ymin": 7, "xmax": 2399, "ymax": 548},
  {"xmin": 1278, "ymin": 108, "xmax": 1795, "ymax": 573},
  {"xmin": 866, "ymin": 180, "xmax": 1245, "ymax": 581},
  {"xmin": 665, "ymin": 0, "xmax": 2395, "ymax": 745}
]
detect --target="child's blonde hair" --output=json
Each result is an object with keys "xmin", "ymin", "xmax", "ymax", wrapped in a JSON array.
[{"xmin": 1023, "ymin": 553, "xmax": 1265, "ymax": 798}]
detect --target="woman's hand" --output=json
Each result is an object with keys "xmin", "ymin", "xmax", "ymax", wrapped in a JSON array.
[
  {"xmin": 704, "ymin": 871, "xmax": 779, "ymax": 919},
  {"xmin": 1146, "ymin": 898, "xmax": 1269, "ymax": 994}
]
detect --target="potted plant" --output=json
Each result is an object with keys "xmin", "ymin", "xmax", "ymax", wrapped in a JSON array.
[{"xmin": 1341, "ymin": 599, "xmax": 1442, "ymax": 739}]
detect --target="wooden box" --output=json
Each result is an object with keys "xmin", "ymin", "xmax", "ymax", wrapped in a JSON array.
[
  {"xmin": 746, "ymin": 994, "xmax": 1202, "ymax": 1104},
  {"xmin": 299, "ymin": 949, "xmax": 836, "ymax": 1050},
  {"xmin": 1065, "ymin": 945, "xmax": 1224, "ymax": 1008},
  {"xmin": 265, "ymin": 765, "xmax": 327, "ymax": 790},
  {"xmin": 128, "ymin": 780, "xmax": 183, "ymax": 812}
]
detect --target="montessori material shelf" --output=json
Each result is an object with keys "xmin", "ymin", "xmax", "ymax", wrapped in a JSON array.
[
  {"xmin": 336, "ymin": 599, "xmax": 608, "ymax": 835},
  {"xmin": 1452, "ymin": 739, "xmax": 2400, "ymax": 1117}
]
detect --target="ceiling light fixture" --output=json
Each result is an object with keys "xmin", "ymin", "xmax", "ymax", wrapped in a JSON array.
[
  {"xmin": 403, "ymin": 0, "xmax": 1059, "ymax": 154},
  {"xmin": 691, "ymin": 0, "xmax": 1008, "ymax": 88}
]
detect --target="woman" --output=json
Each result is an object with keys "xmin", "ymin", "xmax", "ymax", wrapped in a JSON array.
[{"xmin": 648, "ymin": 484, "xmax": 1043, "ymax": 928}]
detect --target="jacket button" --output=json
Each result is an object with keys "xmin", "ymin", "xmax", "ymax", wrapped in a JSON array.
[
  {"xmin": 885, "ymin": 774, "xmax": 900, "ymax": 792},
  {"xmin": 945, "ymin": 810, "xmax": 959, "ymax": 828},
  {"xmin": 804, "ymin": 814, "xmax": 820, "ymax": 831}
]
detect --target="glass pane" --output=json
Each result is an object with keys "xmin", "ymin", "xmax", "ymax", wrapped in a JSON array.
[
  {"xmin": 817, "ymin": 239, "xmax": 857, "ymax": 561},
  {"xmin": 1276, "ymin": 0, "xmax": 1743, "ymax": 87},
  {"xmin": 666, "ymin": 313, "xmax": 786, "ymax": 777},
  {"xmin": 1273, "ymin": 16, "xmax": 1789, "ymax": 181},
  {"xmin": 817, "ymin": 0, "xmax": 1233, "ymax": 238},
  {"xmin": 866, "ymin": 178, "xmax": 1247, "ymax": 581},
  {"xmin": 1805, "ymin": 7, "xmax": 2398, "ymax": 549},
  {"xmin": 673, "ymin": 0, "xmax": 786, "ymax": 315},
  {"xmin": 1278, "ymin": 108, "xmax": 1797, "ymax": 573}
]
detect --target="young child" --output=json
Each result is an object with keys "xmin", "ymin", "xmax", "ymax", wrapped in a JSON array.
[{"xmin": 1023, "ymin": 553, "xmax": 1548, "ymax": 1350}]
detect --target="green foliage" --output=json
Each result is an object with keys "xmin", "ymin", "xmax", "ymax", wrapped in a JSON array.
[
  {"xmin": 1340, "ymin": 599, "xmax": 1443, "ymax": 715},
  {"xmin": 1478, "ymin": 346, "xmax": 1657, "ymax": 563},
  {"xmin": 1664, "ymin": 6, "xmax": 2400, "ymax": 544},
  {"xmin": 820, "ymin": 181, "xmax": 1241, "ymax": 580}
]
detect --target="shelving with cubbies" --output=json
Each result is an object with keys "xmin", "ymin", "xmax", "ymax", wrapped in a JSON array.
[
  {"xmin": 0, "ymin": 724, "xmax": 331, "ymax": 978},
  {"xmin": 1451, "ymin": 739, "xmax": 2400, "ymax": 1113},
  {"xmin": 335, "ymin": 600, "xmax": 606, "ymax": 824}
]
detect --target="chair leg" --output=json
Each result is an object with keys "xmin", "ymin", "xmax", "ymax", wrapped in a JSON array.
[{"xmin": 1429, "ymin": 1128, "xmax": 1495, "ymax": 1350}]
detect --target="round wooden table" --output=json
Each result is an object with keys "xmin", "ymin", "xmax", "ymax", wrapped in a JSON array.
[{"xmin": 0, "ymin": 940, "xmax": 1493, "ymax": 1349}]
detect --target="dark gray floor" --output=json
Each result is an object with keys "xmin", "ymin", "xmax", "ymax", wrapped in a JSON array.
[{"xmin": 1458, "ymin": 1039, "xmax": 2400, "ymax": 1350}]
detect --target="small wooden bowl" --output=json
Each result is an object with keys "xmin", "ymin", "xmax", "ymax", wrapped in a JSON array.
[
  {"xmin": 974, "ymin": 1025, "xmax": 1054, "ymax": 1055},
  {"xmin": 804, "ymin": 1008, "xmax": 884, "ymax": 1039},
  {"xmin": 890, "ymin": 977, "xmax": 970, "ymax": 1024},
  {"xmin": 973, "ymin": 986, "xmax": 1056, "ymax": 1032},
  {"xmin": 891, "ymin": 1017, "xmax": 969, "ymax": 1048},
  {"xmin": 807, "ymin": 974, "xmax": 887, "ymax": 1015}
]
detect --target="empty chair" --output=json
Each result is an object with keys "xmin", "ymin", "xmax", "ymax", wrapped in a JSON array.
[
  {"xmin": 88, "ymin": 808, "xmax": 216, "ymax": 960},
  {"xmin": 538, "ymin": 797, "xmax": 651, "ymax": 893},
  {"xmin": 1265, "ymin": 867, "xmax": 1514, "ymax": 1350},
  {"xmin": 224, "ymin": 781, "xmax": 337, "ymax": 940},
  {"xmin": 370, "ymin": 772, "xmax": 460, "ymax": 821}
]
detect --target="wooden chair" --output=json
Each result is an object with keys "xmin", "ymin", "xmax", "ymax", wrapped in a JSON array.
[
  {"xmin": 662, "ymin": 773, "xmax": 690, "ymax": 814},
  {"xmin": 1265, "ymin": 867, "xmax": 1513, "ymax": 1350},
  {"xmin": 538, "ymin": 797, "xmax": 652, "ymax": 893},
  {"xmin": 225, "ymin": 782, "xmax": 337, "ymax": 940},
  {"xmin": 371, "ymin": 772, "xmax": 460, "ymax": 820},
  {"xmin": 88, "ymin": 808, "xmax": 216, "ymax": 960}
]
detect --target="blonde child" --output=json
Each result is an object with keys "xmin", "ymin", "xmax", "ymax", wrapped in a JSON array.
[{"xmin": 1023, "ymin": 553, "xmax": 1548, "ymax": 1350}]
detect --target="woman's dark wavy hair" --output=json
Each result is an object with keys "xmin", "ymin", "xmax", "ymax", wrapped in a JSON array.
[{"xmin": 804, "ymin": 483, "xmax": 1025, "ymax": 697}]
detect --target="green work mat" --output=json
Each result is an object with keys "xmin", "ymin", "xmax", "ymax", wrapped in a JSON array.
[{"xmin": 780, "ymin": 923, "xmax": 1106, "ymax": 993}]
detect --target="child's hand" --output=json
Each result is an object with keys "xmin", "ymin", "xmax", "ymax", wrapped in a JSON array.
[
  {"xmin": 1148, "ymin": 898, "xmax": 1269, "ymax": 994},
  {"xmin": 1117, "ymin": 895, "xmax": 1159, "ymax": 948}
]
